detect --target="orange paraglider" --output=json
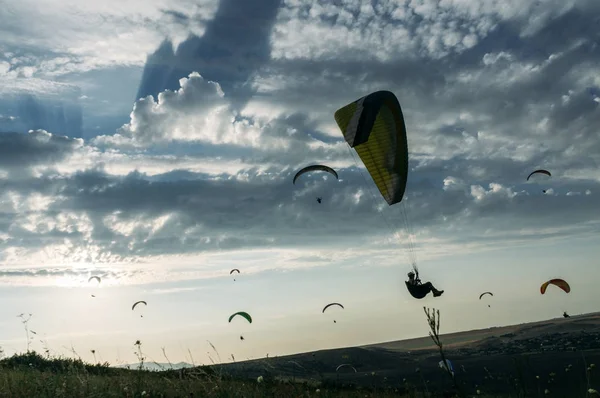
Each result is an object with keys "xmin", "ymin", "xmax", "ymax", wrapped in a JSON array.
[{"xmin": 540, "ymin": 279, "xmax": 570, "ymax": 295}]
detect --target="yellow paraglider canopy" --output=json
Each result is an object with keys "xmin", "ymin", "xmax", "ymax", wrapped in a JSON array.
[{"xmin": 334, "ymin": 90, "xmax": 408, "ymax": 205}]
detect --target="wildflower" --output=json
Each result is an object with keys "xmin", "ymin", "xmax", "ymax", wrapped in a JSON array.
[
  {"xmin": 545, "ymin": 389, "xmax": 550, "ymax": 395},
  {"xmin": 476, "ymin": 389, "xmax": 481, "ymax": 395},
  {"xmin": 588, "ymin": 388, "xmax": 599, "ymax": 396},
  {"xmin": 315, "ymin": 389, "xmax": 320, "ymax": 393},
  {"xmin": 141, "ymin": 392, "xmax": 146, "ymax": 396},
  {"xmin": 257, "ymin": 376, "xmax": 263, "ymax": 383},
  {"xmin": 536, "ymin": 375, "xmax": 540, "ymax": 379}
]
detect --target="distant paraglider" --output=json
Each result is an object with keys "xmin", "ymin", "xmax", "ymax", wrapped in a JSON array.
[
  {"xmin": 293, "ymin": 165, "xmax": 338, "ymax": 203},
  {"xmin": 230, "ymin": 268, "xmax": 240, "ymax": 281},
  {"xmin": 229, "ymin": 311, "xmax": 252, "ymax": 324},
  {"xmin": 479, "ymin": 292, "xmax": 493, "ymax": 300},
  {"xmin": 293, "ymin": 165, "xmax": 338, "ymax": 185},
  {"xmin": 479, "ymin": 291, "xmax": 493, "ymax": 307},
  {"xmin": 336, "ymin": 364, "xmax": 357, "ymax": 373},
  {"xmin": 527, "ymin": 169, "xmax": 552, "ymax": 193},
  {"xmin": 322, "ymin": 303, "xmax": 344, "ymax": 324},
  {"xmin": 132, "ymin": 301, "xmax": 147, "ymax": 317},
  {"xmin": 322, "ymin": 303, "xmax": 344, "ymax": 313},
  {"xmin": 540, "ymin": 279, "xmax": 570, "ymax": 294},
  {"xmin": 88, "ymin": 276, "xmax": 101, "ymax": 298},
  {"xmin": 526, "ymin": 169, "xmax": 551, "ymax": 181}
]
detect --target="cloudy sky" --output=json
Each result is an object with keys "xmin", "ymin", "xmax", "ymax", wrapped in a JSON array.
[{"xmin": 1, "ymin": 0, "xmax": 600, "ymax": 365}]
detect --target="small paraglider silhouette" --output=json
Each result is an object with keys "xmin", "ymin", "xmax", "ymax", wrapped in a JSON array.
[
  {"xmin": 479, "ymin": 291, "xmax": 493, "ymax": 308},
  {"xmin": 323, "ymin": 303, "xmax": 344, "ymax": 324},
  {"xmin": 88, "ymin": 276, "xmax": 101, "ymax": 298},
  {"xmin": 132, "ymin": 301, "xmax": 147, "ymax": 318},
  {"xmin": 229, "ymin": 311, "xmax": 252, "ymax": 323},
  {"xmin": 240, "ymin": 335, "xmax": 245, "ymax": 341},
  {"xmin": 230, "ymin": 268, "xmax": 240, "ymax": 281},
  {"xmin": 316, "ymin": 197, "xmax": 322, "ymax": 204}
]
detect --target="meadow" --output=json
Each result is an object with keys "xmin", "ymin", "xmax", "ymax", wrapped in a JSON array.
[{"xmin": 2, "ymin": 307, "xmax": 599, "ymax": 398}]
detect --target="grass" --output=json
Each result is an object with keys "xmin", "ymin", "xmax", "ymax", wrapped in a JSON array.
[
  {"xmin": 0, "ymin": 310, "xmax": 597, "ymax": 397},
  {"xmin": 0, "ymin": 351, "xmax": 418, "ymax": 398}
]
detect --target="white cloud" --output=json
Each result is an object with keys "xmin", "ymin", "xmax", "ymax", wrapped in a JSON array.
[{"xmin": 0, "ymin": 0, "xmax": 599, "ymax": 288}]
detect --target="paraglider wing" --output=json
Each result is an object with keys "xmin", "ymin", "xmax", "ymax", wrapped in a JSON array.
[
  {"xmin": 230, "ymin": 269, "xmax": 240, "ymax": 275},
  {"xmin": 229, "ymin": 311, "xmax": 252, "ymax": 324},
  {"xmin": 88, "ymin": 276, "xmax": 101, "ymax": 283},
  {"xmin": 479, "ymin": 292, "xmax": 493, "ymax": 300},
  {"xmin": 336, "ymin": 363, "xmax": 357, "ymax": 373},
  {"xmin": 334, "ymin": 91, "xmax": 408, "ymax": 205},
  {"xmin": 540, "ymin": 279, "xmax": 570, "ymax": 294},
  {"xmin": 322, "ymin": 303, "xmax": 344, "ymax": 313},
  {"xmin": 132, "ymin": 301, "xmax": 147, "ymax": 311},
  {"xmin": 527, "ymin": 169, "xmax": 551, "ymax": 181},
  {"xmin": 293, "ymin": 165, "xmax": 339, "ymax": 185}
]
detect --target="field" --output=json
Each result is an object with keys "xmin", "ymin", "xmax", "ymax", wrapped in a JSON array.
[{"xmin": 1, "ymin": 311, "xmax": 599, "ymax": 397}]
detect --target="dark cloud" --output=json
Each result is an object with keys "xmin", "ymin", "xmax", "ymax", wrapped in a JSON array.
[
  {"xmin": 1, "ymin": 0, "xmax": 600, "ymax": 267},
  {"xmin": 136, "ymin": 0, "xmax": 283, "ymax": 109},
  {"xmin": 0, "ymin": 130, "xmax": 82, "ymax": 176},
  {"xmin": 0, "ymin": 129, "xmax": 598, "ymax": 262}
]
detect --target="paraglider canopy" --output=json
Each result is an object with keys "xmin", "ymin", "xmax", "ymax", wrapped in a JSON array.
[
  {"xmin": 88, "ymin": 276, "xmax": 101, "ymax": 284},
  {"xmin": 540, "ymin": 279, "xmax": 570, "ymax": 294},
  {"xmin": 527, "ymin": 169, "xmax": 551, "ymax": 181},
  {"xmin": 479, "ymin": 292, "xmax": 493, "ymax": 300},
  {"xmin": 229, "ymin": 311, "xmax": 252, "ymax": 324},
  {"xmin": 336, "ymin": 364, "xmax": 357, "ymax": 373},
  {"xmin": 132, "ymin": 300, "xmax": 147, "ymax": 318},
  {"xmin": 132, "ymin": 301, "xmax": 147, "ymax": 311},
  {"xmin": 334, "ymin": 90, "xmax": 408, "ymax": 205},
  {"xmin": 293, "ymin": 165, "xmax": 338, "ymax": 185},
  {"xmin": 230, "ymin": 269, "xmax": 240, "ymax": 275},
  {"xmin": 322, "ymin": 303, "xmax": 344, "ymax": 313}
]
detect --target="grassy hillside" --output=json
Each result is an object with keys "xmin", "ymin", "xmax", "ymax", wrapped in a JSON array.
[{"xmin": 0, "ymin": 351, "xmax": 422, "ymax": 398}]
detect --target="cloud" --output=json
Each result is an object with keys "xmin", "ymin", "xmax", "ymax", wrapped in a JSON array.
[
  {"xmin": 0, "ymin": 0, "xmax": 599, "ymax": 286},
  {"xmin": 136, "ymin": 0, "xmax": 283, "ymax": 109}
]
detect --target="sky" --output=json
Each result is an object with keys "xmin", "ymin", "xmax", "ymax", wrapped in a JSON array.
[{"xmin": 0, "ymin": 0, "xmax": 599, "ymax": 366}]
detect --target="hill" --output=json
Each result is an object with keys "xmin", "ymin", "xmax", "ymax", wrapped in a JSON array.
[{"xmin": 209, "ymin": 311, "xmax": 600, "ymax": 396}]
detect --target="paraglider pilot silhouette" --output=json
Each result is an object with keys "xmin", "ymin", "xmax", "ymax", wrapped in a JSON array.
[{"xmin": 406, "ymin": 271, "xmax": 444, "ymax": 299}]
